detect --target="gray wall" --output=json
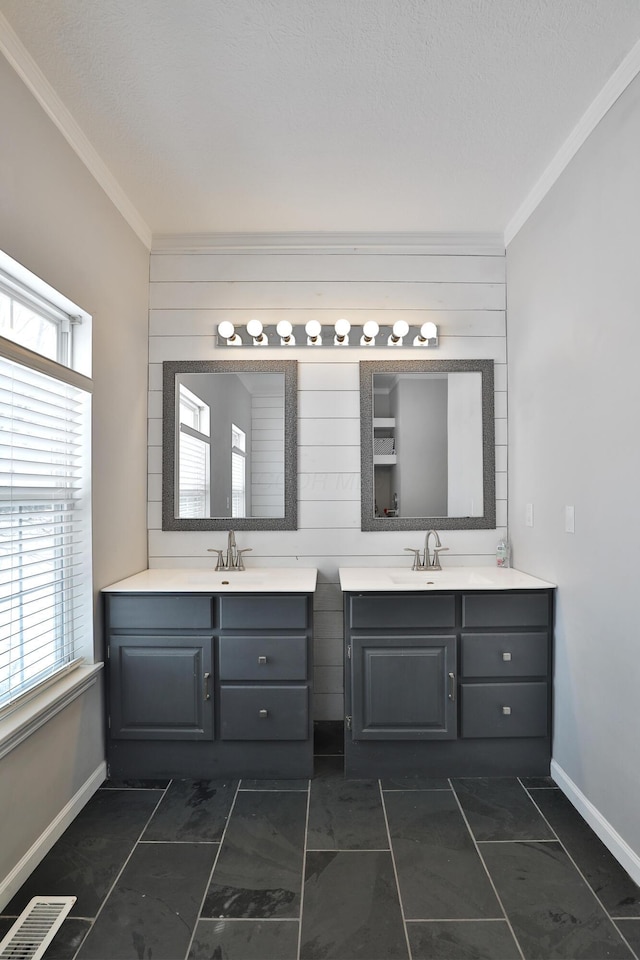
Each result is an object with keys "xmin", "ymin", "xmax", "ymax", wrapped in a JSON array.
[
  {"xmin": 0, "ymin": 54, "xmax": 149, "ymax": 903},
  {"xmin": 507, "ymin": 72, "xmax": 640, "ymax": 871}
]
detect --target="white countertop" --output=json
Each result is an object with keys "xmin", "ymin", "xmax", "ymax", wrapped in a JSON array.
[
  {"xmin": 102, "ymin": 567, "xmax": 318, "ymax": 593},
  {"xmin": 338, "ymin": 565, "xmax": 555, "ymax": 592}
]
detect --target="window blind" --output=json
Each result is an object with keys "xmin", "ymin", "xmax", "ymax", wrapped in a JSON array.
[
  {"xmin": 178, "ymin": 427, "xmax": 210, "ymax": 518},
  {"xmin": 231, "ymin": 450, "xmax": 246, "ymax": 518},
  {"xmin": 0, "ymin": 355, "xmax": 91, "ymax": 710}
]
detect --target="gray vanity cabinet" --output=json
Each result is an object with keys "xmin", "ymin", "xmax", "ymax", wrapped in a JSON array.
[
  {"xmin": 344, "ymin": 588, "xmax": 553, "ymax": 778},
  {"xmin": 104, "ymin": 591, "xmax": 314, "ymax": 779}
]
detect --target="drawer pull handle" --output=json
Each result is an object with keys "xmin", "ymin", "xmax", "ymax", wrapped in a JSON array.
[
  {"xmin": 502, "ymin": 652, "xmax": 512, "ymax": 662},
  {"xmin": 259, "ymin": 708, "xmax": 269, "ymax": 718},
  {"xmin": 203, "ymin": 672, "xmax": 211, "ymax": 701},
  {"xmin": 502, "ymin": 705, "xmax": 512, "ymax": 716},
  {"xmin": 448, "ymin": 672, "xmax": 456, "ymax": 701},
  {"xmin": 258, "ymin": 656, "xmax": 268, "ymax": 665}
]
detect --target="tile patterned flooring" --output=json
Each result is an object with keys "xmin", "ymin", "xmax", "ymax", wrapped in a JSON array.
[{"xmin": 1, "ymin": 728, "xmax": 640, "ymax": 959}]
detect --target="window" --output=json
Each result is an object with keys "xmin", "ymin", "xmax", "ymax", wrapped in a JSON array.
[
  {"xmin": 178, "ymin": 383, "xmax": 210, "ymax": 518},
  {"xmin": 0, "ymin": 255, "xmax": 92, "ymax": 713},
  {"xmin": 231, "ymin": 423, "xmax": 246, "ymax": 518}
]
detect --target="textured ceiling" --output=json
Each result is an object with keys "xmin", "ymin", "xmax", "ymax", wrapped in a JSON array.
[{"xmin": 2, "ymin": 0, "xmax": 640, "ymax": 237}]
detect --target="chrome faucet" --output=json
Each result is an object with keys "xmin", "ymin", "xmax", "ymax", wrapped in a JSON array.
[
  {"xmin": 424, "ymin": 529, "xmax": 448, "ymax": 570},
  {"xmin": 405, "ymin": 530, "xmax": 449, "ymax": 571},
  {"xmin": 226, "ymin": 529, "xmax": 238, "ymax": 569},
  {"xmin": 208, "ymin": 530, "xmax": 252, "ymax": 571}
]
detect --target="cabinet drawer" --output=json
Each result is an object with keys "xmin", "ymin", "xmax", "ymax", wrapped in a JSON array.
[
  {"xmin": 462, "ymin": 593, "xmax": 550, "ymax": 628},
  {"xmin": 219, "ymin": 685, "xmax": 308, "ymax": 740},
  {"xmin": 461, "ymin": 633, "xmax": 548, "ymax": 678},
  {"xmin": 219, "ymin": 595, "xmax": 308, "ymax": 629},
  {"xmin": 107, "ymin": 595, "xmax": 214, "ymax": 630},
  {"xmin": 349, "ymin": 594, "xmax": 455, "ymax": 629},
  {"xmin": 219, "ymin": 635, "xmax": 307, "ymax": 681},
  {"xmin": 461, "ymin": 682, "xmax": 548, "ymax": 738}
]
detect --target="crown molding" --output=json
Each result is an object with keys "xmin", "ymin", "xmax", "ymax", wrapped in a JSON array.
[
  {"xmin": 151, "ymin": 231, "xmax": 505, "ymax": 256},
  {"xmin": 0, "ymin": 13, "xmax": 152, "ymax": 250},
  {"xmin": 505, "ymin": 36, "xmax": 640, "ymax": 246}
]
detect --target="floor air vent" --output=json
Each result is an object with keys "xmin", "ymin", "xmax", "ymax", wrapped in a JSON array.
[{"xmin": 0, "ymin": 897, "xmax": 76, "ymax": 960}]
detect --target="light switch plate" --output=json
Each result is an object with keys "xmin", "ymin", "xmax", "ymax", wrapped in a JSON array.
[
  {"xmin": 525, "ymin": 503, "xmax": 534, "ymax": 527},
  {"xmin": 565, "ymin": 505, "xmax": 575, "ymax": 533}
]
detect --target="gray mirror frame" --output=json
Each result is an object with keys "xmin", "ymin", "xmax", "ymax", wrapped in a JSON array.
[
  {"xmin": 360, "ymin": 358, "xmax": 496, "ymax": 531},
  {"xmin": 162, "ymin": 359, "xmax": 298, "ymax": 531}
]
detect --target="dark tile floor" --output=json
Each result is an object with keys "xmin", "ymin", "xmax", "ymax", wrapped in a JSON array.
[{"xmin": 1, "ymin": 725, "xmax": 639, "ymax": 959}]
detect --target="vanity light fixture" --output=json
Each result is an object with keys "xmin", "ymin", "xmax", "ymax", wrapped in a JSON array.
[
  {"xmin": 388, "ymin": 320, "xmax": 409, "ymax": 346},
  {"xmin": 414, "ymin": 321, "xmax": 439, "ymax": 346},
  {"xmin": 218, "ymin": 320, "xmax": 242, "ymax": 345},
  {"xmin": 334, "ymin": 317, "xmax": 351, "ymax": 345},
  {"xmin": 216, "ymin": 319, "xmax": 440, "ymax": 348},
  {"xmin": 276, "ymin": 320, "xmax": 296, "ymax": 345},
  {"xmin": 247, "ymin": 318, "xmax": 268, "ymax": 345},
  {"xmin": 305, "ymin": 319, "xmax": 323, "ymax": 345},
  {"xmin": 360, "ymin": 320, "xmax": 379, "ymax": 346}
]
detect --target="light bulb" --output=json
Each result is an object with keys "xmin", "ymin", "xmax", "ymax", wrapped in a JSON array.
[
  {"xmin": 420, "ymin": 322, "xmax": 437, "ymax": 340},
  {"xmin": 362, "ymin": 320, "xmax": 379, "ymax": 339},
  {"xmin": 218, "ymin": 321, "xmax": 235, "ymax": 340},
  {"xmin": 360, "ymin": 320, "xmax": 379, "ymax": 346},
  {"xmin": 334, "ymin": 318, "xmax": 351, "ymax": 338},
  {"xmin": 305, "ymin": 320, "xmax": 322, "ymax": 338},
  {"xmin": 276, "ymin": 320, "xmax": 293, "ymax": 338},
  {"xmin": 388, "ymin": 319, "xmax": 409, "ymax": 345},
  {"xmin": 247, "ymin": 318, "xmax": 263, "ymax": 338},
  {"xmin": 392, "ymin": 320, "xmax": 409, "ymax": 338},
  {"xmin": 414, "ymin": 320, "xmax": 438, "ymax": 346},
  {"xmin": 305, "ymin": 320, "xmax": 322, "ymax": 345}
]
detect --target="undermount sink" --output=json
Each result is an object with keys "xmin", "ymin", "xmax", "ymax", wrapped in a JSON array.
[
  {"xmin": 186, "ymin": 573, "xmax": 266, "ymax": 588},
  {"xmin": 338, "ymin": 565, "xmax": 556, "ymax": 592},
  {"xmin": 387, "ymin": 570, "xmax": 495, "ymax": 587}
]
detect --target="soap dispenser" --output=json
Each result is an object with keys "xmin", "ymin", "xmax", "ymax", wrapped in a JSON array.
[{"xmin": 496, "ymin": 538, "xmax": 510, "ymax": 568}]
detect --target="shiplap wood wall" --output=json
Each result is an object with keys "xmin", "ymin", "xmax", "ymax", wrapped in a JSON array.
[{"xmin": 147, "ymin": 238, "xmax": 507, "ymax": 721}]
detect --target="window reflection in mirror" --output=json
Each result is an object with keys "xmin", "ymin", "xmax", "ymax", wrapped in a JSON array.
[
  {"xmin": 360, "ymin": 360, "xmax": 495, "ymax": 531},
  {"xmin": 162, "ymin": 360, "xmax": 297, "ymax": 531}
]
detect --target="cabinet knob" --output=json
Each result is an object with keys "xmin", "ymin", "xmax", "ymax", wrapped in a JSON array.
[
  {"xmin": 203, "ymin": 672, "xmax": 211, "ymax": 701},
  {"xmin": 258, "ymin": 655, "xmax": 268, "ymax": 665},
  {"xmin": 259, "ymin": 708, "xmax": 269, "ymax": 718},
  {"xmin": 502, "ymin": 652, "xmax": 512, "ymax": 662},
  {"xmin": 502, "ymin": 705, "xmax": 512, "ymax": 716}
]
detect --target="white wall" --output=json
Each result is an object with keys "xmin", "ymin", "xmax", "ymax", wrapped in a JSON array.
[
  {"xmin": 507, "ymin": 73, "xmax": 640, "ymax": 875},
  {"xmin": 148, "ymin": 241, "xmax": 507, "ymax": 720},
  {"xmin": 0, "ymin": 54, "xmax": 149, "ymax": 904}
]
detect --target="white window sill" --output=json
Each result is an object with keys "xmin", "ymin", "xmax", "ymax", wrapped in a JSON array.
[{"xmin": 0, "ymin": 663, "xmax": 104, "ymax": 762}]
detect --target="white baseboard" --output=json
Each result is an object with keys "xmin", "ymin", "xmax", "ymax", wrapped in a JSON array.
[
  {"xmin": 0, "ymin": 761, "xmax": 107, "ymax": 911},
  {"xmin": 551, "ymin": 759, "xmax": 640, "ymax": 887}
]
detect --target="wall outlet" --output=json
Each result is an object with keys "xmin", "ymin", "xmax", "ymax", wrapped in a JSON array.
[
  {"xmin": 565, "ymin": 505, "xmax": 575, "ymax": 533},
  {"xmin": 525, "ymin": 503, "xmax": 534, "ymax": 527}
]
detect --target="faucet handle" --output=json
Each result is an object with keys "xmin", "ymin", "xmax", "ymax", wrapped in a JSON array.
[
  {"xmin": 207, "ymin": 548, "xmax": 226, "ymax": 571},
  {"xmin": 432, "ymin": 546, "xmax": 449, "ymax": 571},
  {"xmin": 404, "ymin": 547, "xmax": 422, "ymax": 571},
  {"xmin": 235, "ymin": 547, "xmax": 253, "ymax": 571}
]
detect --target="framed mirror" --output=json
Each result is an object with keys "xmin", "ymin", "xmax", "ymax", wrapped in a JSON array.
[
  {"xmin": 360, "ymin": 359, "xmax": 495, "ymax": 531},
  {"xmin": 162, "ymin": 359, "xmax": 297, "ymax": 531}
]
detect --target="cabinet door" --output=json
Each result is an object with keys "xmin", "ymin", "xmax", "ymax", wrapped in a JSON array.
[
  {"xmin": 351, "ymin": 635, "xmax": 457, "ymax": 740},
  {"xmin": 109, "ymin": 635, "xmax": 214, "ymax": 740}
]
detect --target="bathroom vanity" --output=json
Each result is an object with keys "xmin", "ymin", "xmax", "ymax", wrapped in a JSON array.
[
  {"xmin": 102, "ymin": 567, "xmax": 317, "ymax": 779},
  {"xmin": 339, "ymin": 566, "xmax": 555, "ymax": 778}
]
